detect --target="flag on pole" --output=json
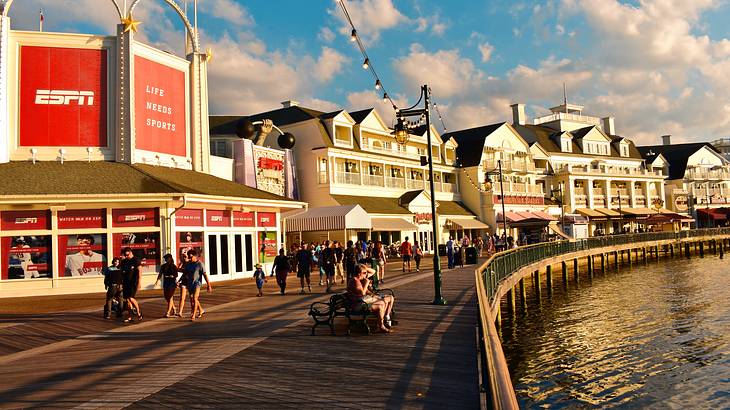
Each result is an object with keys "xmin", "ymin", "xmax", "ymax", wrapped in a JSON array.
[{"xmin": 39, "ymin": 8, "xmax": 44, "ymax": 32}]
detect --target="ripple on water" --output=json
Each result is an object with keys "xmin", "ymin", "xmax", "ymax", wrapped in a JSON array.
[{"xmin": 500, "ymin": 254, "xmax": 730, "ymax": 409}]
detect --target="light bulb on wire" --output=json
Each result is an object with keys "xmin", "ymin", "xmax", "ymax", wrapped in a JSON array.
[
  {"xmin": 350, "ymin": 29, "xmax": 357, "ymax": 42},
  {"xmin": 362, "ymin": 58, "xmax": 369, "ymax": 69},
  {"xmin": 375, "ymin": 79, "xmax": 382, "ymax": 90},
  {"xmin": 382, "ymin": 93, "xmax": 389, "ymax": 102}
]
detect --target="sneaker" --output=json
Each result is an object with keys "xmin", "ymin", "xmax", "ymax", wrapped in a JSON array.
[
  {"xmin": 300, "ymin": 289, "xmax": 306, "ymax": 294},
  {"xmin": 416, "ymin": 269, "xmax": 420, "ymax": 272},
  {"xmin": 308, "ymin": 285, "xmax": 312, "ymax": 293},
  {"xmin": 104, "ymin": 316, "xmax": 111, "ymax": 320}
]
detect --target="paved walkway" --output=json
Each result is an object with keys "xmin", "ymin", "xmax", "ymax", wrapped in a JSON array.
[{"xmin": 0, "ymin": 260, "xmax": 480, "ymax": 409}]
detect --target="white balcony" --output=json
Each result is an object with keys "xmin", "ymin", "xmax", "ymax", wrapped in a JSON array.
[
  {"xmin": 442, "ymin": 182, "xmax": 457, "ymax": 193},
  {"xmin": 363, "ymin": 174, "xmax": 384, "ymax": 187},
  {"xmin": 385, "ymin": 176, "xmax": 405, "ymax": 189},
  {"xmin": 407, "ymin": 179, "xmax": 425, "ymax": 190},
  {"xmin": 335, "ymin": 171, "xmax": 361, "ymax": 185}
]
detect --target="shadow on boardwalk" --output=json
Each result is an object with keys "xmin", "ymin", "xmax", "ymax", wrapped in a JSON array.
[{"xmin": 0, "ymin": 264, "xmax": 480, "ymax": 409}]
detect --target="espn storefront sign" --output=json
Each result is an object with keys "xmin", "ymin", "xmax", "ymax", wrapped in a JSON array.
[{"xmin": 19, "ymin": 46, "xmax": 108, "ymax": 147}]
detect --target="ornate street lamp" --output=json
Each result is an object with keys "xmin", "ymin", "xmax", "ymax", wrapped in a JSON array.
[
  {"xmin": 391, "ymin": 84, "xmax": 446, "ymax": 305},
  {"xmin": 484, "ymin": 162, "xmax": 508, "ymax": 236},
  {"xmin": 550, "ymin": 182, "xmax": 566, "ymax": 235}
]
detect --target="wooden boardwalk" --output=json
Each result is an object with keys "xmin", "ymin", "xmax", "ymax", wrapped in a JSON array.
[{"xmin": 0, "ymin": 262, "xmax": 480, "ymax": 409}]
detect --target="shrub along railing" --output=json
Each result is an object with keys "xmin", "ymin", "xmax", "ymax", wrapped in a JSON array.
[{"xmin": 475, "ymin": 227, "xmax": 730, "ymax": 409}]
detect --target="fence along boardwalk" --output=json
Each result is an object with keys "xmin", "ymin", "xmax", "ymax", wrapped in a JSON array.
[{"xmin": 0, "ymin": 263, "xmax": 480, "ymax": 409}]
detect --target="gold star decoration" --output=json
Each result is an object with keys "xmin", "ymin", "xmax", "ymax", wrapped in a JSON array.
[
  {"xmin": 121, "ymin": 14, "xmax": 141, "ymax": 33},
  {"xmin": 205, "ymin": 47, "xmax": 213, "ymax": 63}
]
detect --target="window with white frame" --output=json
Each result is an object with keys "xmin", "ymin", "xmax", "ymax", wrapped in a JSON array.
[{"xmin": 561, "ymin": 137, "xmax": 572, "ymax": 152}]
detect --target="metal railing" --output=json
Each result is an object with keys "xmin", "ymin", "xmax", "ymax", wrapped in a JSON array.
[
  {"xmin": 475, "ymin": 227, "xmax": 730, "ymax": 409},
  {"xmin": 385, "ymin": 176, "xmax": 405, "ymax": 189},
  {"xmin": 334, "ymin": 171, "xmax": 361, "ymax": 185},
  {"xmin": 363, "ymin": 174, "xmax": 384, "ymax": 187}
]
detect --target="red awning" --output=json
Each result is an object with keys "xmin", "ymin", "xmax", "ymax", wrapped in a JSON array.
[{"xmin": 697, "ymin": 208, "xmax": 727, "ymax": 221}]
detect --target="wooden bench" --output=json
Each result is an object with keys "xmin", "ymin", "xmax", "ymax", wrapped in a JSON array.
[{"xmin": 308, "ymin": 289, "xmax": 396, "ymax": 336}]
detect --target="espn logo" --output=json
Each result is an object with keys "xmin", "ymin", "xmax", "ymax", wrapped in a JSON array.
[{"xmin": 35, "ymin": 90, "xmax": 94, "ymax": 105}]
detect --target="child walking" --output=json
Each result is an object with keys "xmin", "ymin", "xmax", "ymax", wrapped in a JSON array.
[{"xmin": 253, "ymin": 263, "xmax": 267, "ymax": 297}]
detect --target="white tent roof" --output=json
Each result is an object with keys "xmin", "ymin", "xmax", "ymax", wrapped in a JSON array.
[{"xmin": 284, "ymin": 205, "xmax": 371, "ymax": 232}]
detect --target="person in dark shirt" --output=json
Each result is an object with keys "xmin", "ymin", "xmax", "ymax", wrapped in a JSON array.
[
  {"xmin": 334, "ymin": 241, "xmax": 345, "ymax": 284},
  {"xmin": 120, "ymin": 247, "xmax": 142, "ymax": 323},
  {"xmin": 155, "ymin": 254, "xmax": 180, "ymax": 318},
  {"xmin": 296, "ymin": 243, "xmax": 312, "ymax": 294},
  {"xmin": 272, "ymin": 248, "xmax": 290, "ymax": 295},
  {"xmin": 321, "ymin": 240, "xmax": 336, "ymax": 293},
  {"xmin": 182, "ymin": 249, "xmax": 212, "ymax": 322},
  {"xmin": 343, "ymin": 240, "xmax": 358, "ymax": 279},
  {"xmin": 103, "ymin": 257, "xmax": 123, "ymax": 319}
]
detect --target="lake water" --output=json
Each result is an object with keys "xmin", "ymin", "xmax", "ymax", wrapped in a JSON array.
[{"xmin": 500, "ymin": 253, "xmax": 730, "ymax": 409}]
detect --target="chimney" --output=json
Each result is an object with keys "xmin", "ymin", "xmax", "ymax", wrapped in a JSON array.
[
  {"xmin": 281, "ymin": 100, "xmax": 299, "ymax": 108},
  {"xmin": 601, "ymin": 117, "xmax": 615, "ymax": 135},
  {"xmin": 510, "ymin": 103, "xmax": 526, "ymax": 125},
  {"xmin": 662, "ymin": 135, "xmax": 671, "ymax": 145}
]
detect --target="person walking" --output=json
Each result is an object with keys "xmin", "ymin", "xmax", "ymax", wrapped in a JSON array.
[
  {"xmin": 334, "ymin": 241, "xmax": 345, "ymax": 284},
  {"xmin": 344, "ymin": 240, "xmax": 359, "ymax": 279},
  {"xmin": 272, "ymin": 248, "xmax": 290, "ymax": 295},
  {"xmin": 121, "ymin": 247, "xmax": 142, "ymax": 323},
  {"xmin": 321, "ymin": 240, "xmax": 336, "ymax": 293},
  {"xmin": 413, "ymin": 241, "xmax": 423, "ymax": 272},
  {"xmin": 155, "ymin": 254, "xmax": 179, "ymax": 318},
  {"xmin": 182, "ymin": 249, "xmax": 212, "ymax": 322},
  {"xmin": 400, "ymin": 236, "xmax": 413, "ymax": 273},
  {"xmin": 103, "ymin": 257, "xmax": 123, "ymax": 319},
  {"xmin": 296, "ymin": 243, "xmax": 312, "ymax": 294},
  {"xmin": 373, "ymin": 241, "xmax": 387, "ymax": 283},
  {"xmin": 254, "ymin": 263, "xmax": 267, "ymax": 297},
  {"xmin": 446, "ymin": 236, "xmax": 455, "ymax": 269},
  {"xmin": 175, "ymin": 253, "xmax": 189, "ymax": 318}
]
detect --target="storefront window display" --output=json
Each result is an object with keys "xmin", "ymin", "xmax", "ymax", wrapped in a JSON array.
[
  {"xmin": 1, "ymin": 235, "xmax": 52, "ymax": 280},
  {"xmin": 58, "ymin": 234, "xmax": 106, "ymax": 277},
  {"xmin": 113, "ymin": 232, "xmax": 160, "ymax": 271},
  {"xmin": 178, "ymin": 231, "xmax": 204, "ymax": 262},
  {"xmin": 259, "ymin": 231, "xmax": 277, "ymax": 262}
]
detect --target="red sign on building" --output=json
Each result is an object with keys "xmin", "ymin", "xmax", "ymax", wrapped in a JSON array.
[
  {"xmin": 134, "ymin": 55, "xmax": 187, "ymax": 156},
  {"xmin": 232, "ymin": 211, "xmax": 255, "ymax": 227},
  {"xmin": 206, "ymin": 210, "xmax": 231, "ymax": 227},
  {"xmin": 58, "ymin": 209, "xmax": 106, "ymax": 229},
  {"xmin": 175, "ymin": 209, "xmax": 204, "ymax": 227},
  {"xmin": 19, "ymin": 46, "xmax": 107, "ymax": 147},
  {"xmin": 111, "ymin": 208, "xmax": 159, "ymax": 227},
  {"xmin": 495, "ymin": 195, "xmax": 545, "ymax": 206},
  {"xmin": 257, "ymin": 212, "xmax": 277, "ymax": 228},
  {"xmin": 0, "ymin": 210, "xmax": 50, "ymax": 230},
  {"xmin": 258, "ymin": 157, "xmax": 284, "ymax": 171}
]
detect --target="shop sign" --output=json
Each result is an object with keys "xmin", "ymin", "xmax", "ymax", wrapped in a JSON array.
[
  {"xmin": 175, "ymin": 208, "xmax": 204, "ymax": 227},
  {"xmin": 232, "ymin": 211, "xmax": 255, "ymax": 227},
  {"xmin": 19, "ymin": 46, "xmax": 107, "ymax": 147},
  {"xmin": 58, "ymin": 209, "xmax": 106, "ymax": 229},
  {"xmin": 113, "ymin": 232, "xmax": 160, "ymax": 269},
  {"xmin": 134, "ymin": 55, "xmax": 187, "ymax": 156},
  {"xmin": 58, "ymin": 234, "xmax": 106, "ymax": 277},
  {"xmin": 0, "ymin": 210, "xmax": 50, "ymax": 230},
  {"xmin": 253, "ymin": 147, "xmax": 285, "ymax": 196},
  {"xmin": 496, "ymin": 195, "xmax": 544, "ymax": 206},
  {"xmin": 112, "ymin": 208, "xmax": 159, "ymax": 227},
  {"xmin": 206, "ymin": 210, "xmax": 231, "ymax": 227},
  {"xmin": 674, "ymin": 195, "xmax": 688, "ymax": 212},
  {"xmin": 257, "ymin": 212, "xmax": 277, "ymax": 227},
  {"xmin": 415, "ymin": 213, "xmax": 432, "ymax": 224},
  {"xmin": 0, "ymin": 236, "xmax": 52, "ymax": 280}
]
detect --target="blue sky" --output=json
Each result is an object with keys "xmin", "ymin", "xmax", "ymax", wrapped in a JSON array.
[{"xmin": 8, "ymin": 0, "xmax": 730, "ymax": 144}]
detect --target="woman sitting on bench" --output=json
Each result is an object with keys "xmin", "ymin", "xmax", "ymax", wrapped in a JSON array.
[{"xmin": 346, "ymin": 264, "xmax": 395, "ymax": 333}]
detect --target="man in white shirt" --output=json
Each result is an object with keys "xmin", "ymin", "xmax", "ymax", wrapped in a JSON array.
[{"xmin": 65, "ymin": 234, "xmax": 105, "ymax": 276}]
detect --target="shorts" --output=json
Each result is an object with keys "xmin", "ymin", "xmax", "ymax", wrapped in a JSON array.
[
  {"xmin": 186, "ymin": 280, "xmax": 202, "ymax": 293},
  {"xmin": 297, "ymin": 267, "xmax": 310, "ymax": 279},
  {"xmin": 324, "ymin": 265, "xmax": 335, "ymax": 278},
  {"xmin": 123, "ymin": 283, "xmax": 138, "ymax": 299},
  {"xmin": 402, "ymin": 254, "xmax": 411, "ymax": 262},
  {"xmin": 255, "ymin": 279, "xmax": 264, "ymax": 289}
]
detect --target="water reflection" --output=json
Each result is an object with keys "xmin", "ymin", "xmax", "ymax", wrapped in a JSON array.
[{"xmin": 501, "ymin": 255, "xmax": 730, "ymax": 408}]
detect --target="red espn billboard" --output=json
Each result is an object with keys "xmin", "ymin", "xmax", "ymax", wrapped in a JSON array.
[
  {"xmin": 134, "ymin": 55, "xmax": 187, "ymax": 156},
  {"xmin": 19, "ymin": 46, "xmax": 108, "ymax": 147}
]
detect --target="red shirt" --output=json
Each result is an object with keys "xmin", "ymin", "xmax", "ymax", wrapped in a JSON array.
[{"xmin": 400, "ymin": 241, "xmax": 412, "ymax": 256}]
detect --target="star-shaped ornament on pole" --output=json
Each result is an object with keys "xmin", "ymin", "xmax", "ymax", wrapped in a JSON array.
[
  {"xmin": 205, "ymin": 47, "xmax": 213, "ymax": 63},
  {"xmin": 121, "ymin": 14, "xmax": 141, "ymax": 33}
]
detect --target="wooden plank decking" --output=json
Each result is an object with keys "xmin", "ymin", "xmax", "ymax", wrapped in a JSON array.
[{"xmin": 0, "ymin": 262, "xmax": 480, "ymax": 409}]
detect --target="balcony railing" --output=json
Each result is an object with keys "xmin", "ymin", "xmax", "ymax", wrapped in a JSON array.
[
  {"xmin": 557, "ymin": 164, "xmax": 664, "ymax": 177},
  {"xmin": 685, "ymin": 168, "xmax": 730, "ymax": 180},
  {"xmin": 442, "ymin": 182, "xmax": 457, "ymax": 193},
  {"xmin": 334, "ymin": 171, "xmax": 360, "ymax": 185},
  {"xmin": 363, "ymin": 174, "xmax": 384, "ymax": 187},
  {"xmin": 407, "ymin": 179, "xmax": 425, "ymax": 190},
  {"xmin": 385, "ymin": 176, "xmax": 404, "ymax": 189}
]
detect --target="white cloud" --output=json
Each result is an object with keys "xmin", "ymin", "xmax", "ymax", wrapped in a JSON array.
[
  {"xmin": 318, "ymin": 27, "xmax": 336, "ymax": 43},
  {"xmin": 478, "ymin": 42, "xmax": 494, "ymax": 63},
  {"xmin": 207, "ymin": 0, "xmax": 254, "ymax": 26},
  {"xmin": 329, "ymin": 0, "xmax": 407, "ymax": 42},
  {"xmin": 414, "ymin": 13, "xmax": 448, "ymax": 36},
  {"xmin": 313, "ymin": 47, "xmax": 349, "ymax": 82},
  {"xmin": 394, "ymin": 44, "xmax": 484, "ymax": 98}
]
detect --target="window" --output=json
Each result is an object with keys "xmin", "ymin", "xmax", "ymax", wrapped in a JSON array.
[
  {"xmin": 561, "ymin": 138, "xmax": 571, "ymax": 152},
  {"xmin": 210, "ymin": 140, "xmax": 231, "ymax": 158},
  {"xmin": 383, "ymin": 141, "xmax": 392, "ymax": 150},
  {"xmin": 620, "ymin": 144, "xmax": 629, "ymax": 157}
]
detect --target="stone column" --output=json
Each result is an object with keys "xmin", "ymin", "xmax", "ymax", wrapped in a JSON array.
[
  {"xmin": 188, "ymin": 51, "xmax": 210, "ymax": 173},
  {"xmin": 604, "ymin": 180, "xmax": 612, "ymax": 209}
]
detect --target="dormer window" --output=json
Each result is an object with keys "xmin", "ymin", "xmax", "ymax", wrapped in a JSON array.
[
  {"xmin": 619, "ymin": 142, "xmax": 630, "ymax": 157},
  {"xmin": 334, "ymin": 125, "xmax": 352, "ymax": 146},
  {"xmin": 561, "ymin": 137, "xmax": 572, "ymax": 153}
]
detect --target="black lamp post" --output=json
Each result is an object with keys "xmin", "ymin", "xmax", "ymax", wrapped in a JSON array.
[
  {"xmin": 484, "ymin": 161, "xmax": 508, "ymax": 236},
  {"xmin": 392, "ymin": 84, "xmax": 446, "ymax": 305},
  {"xmin": 550, "ymin": 182, "xmax": 565, "ymax": 235}
]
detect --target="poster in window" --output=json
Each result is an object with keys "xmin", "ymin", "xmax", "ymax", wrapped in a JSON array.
[
  {"xmin": 259, "ymin": 231, "xmax": 277, "ymax": 259},
  {"xmin": 113, "ymin": 232, "xmax": 160, "ymax": 271},
  {"xmin": 178, "ymin": 231, "xmax": 204, "ymax": 262},
  {"xmin": 1, "ymin": 236, "xmax": 52, "ymax": 280},
  {"xmin": 58, "ymin": 234, "xmax": 106, "ymax": 277}
]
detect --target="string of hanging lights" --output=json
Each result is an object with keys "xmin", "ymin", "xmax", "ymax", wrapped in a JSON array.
[{"xmin": 336, "ymin": 0, "xmax": 398, "ymax": 111}]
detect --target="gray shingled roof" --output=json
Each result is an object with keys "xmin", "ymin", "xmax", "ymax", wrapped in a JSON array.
[
  {"xmin": 442, "ymin": 123, "xmax": 506, "ymax": 167},
  {"xmin": 637, "ymin": 143, "xmax": 719, "ymax": 180}
]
